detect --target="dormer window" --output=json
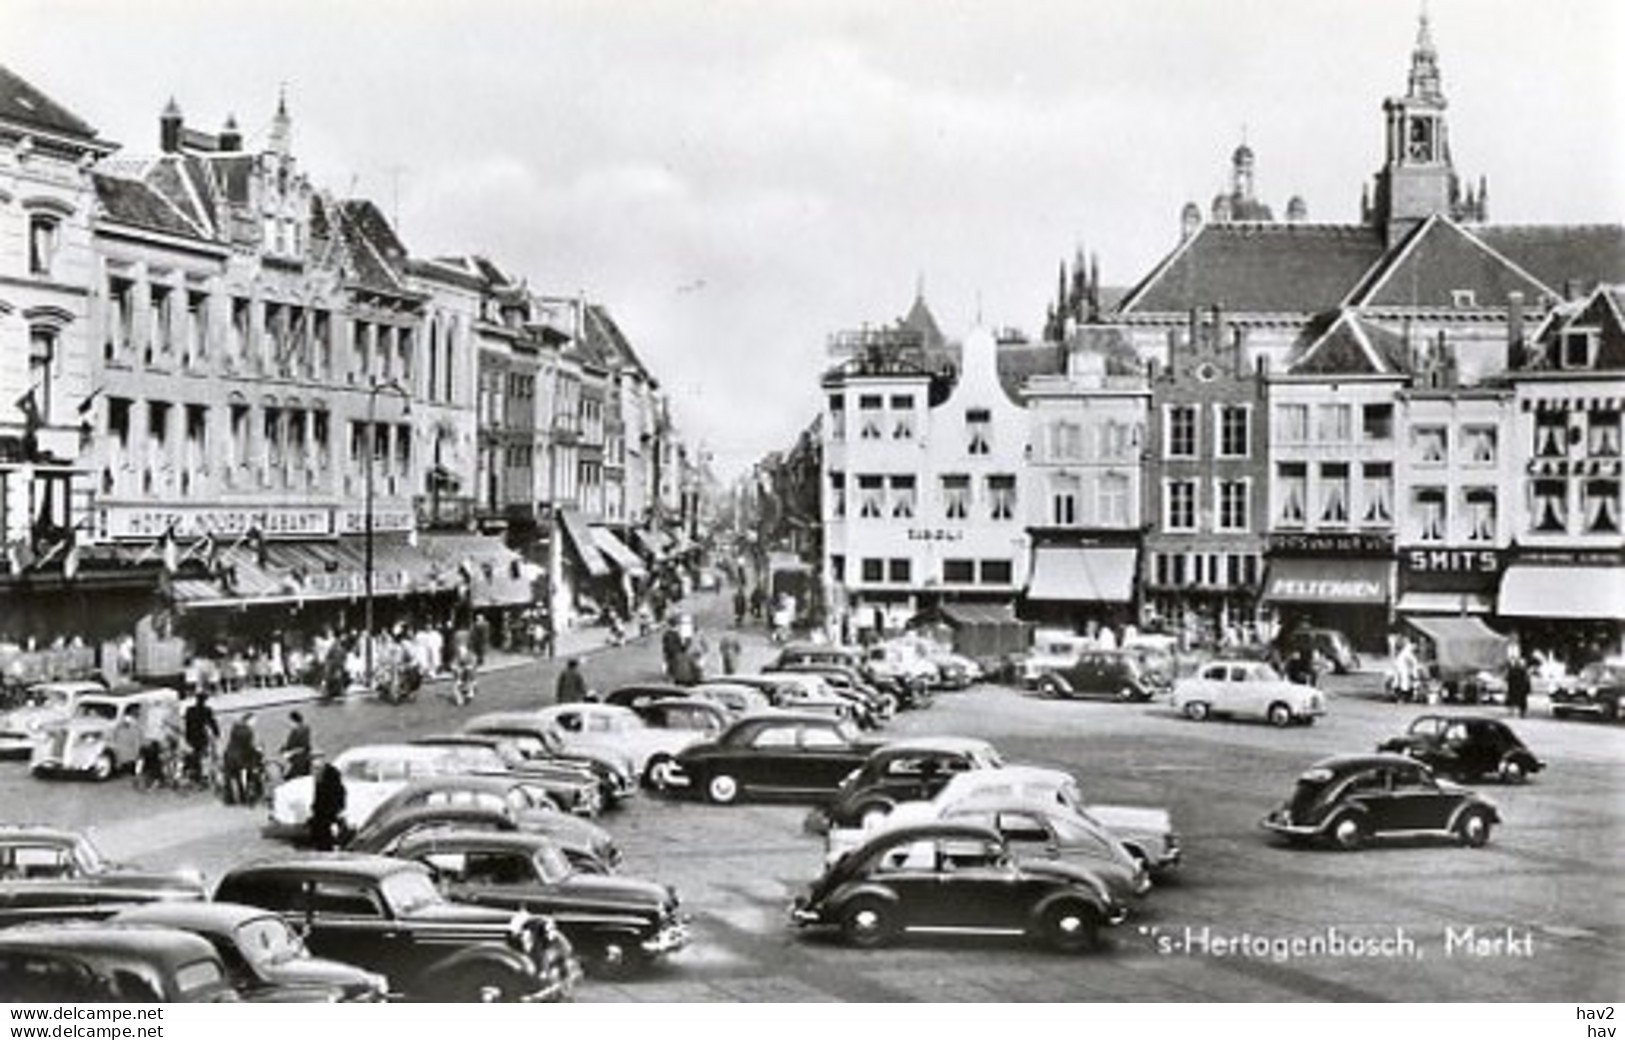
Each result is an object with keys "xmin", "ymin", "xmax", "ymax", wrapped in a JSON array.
[
  {"xmin": 1562, "ymin": 330, "xmax": 1597, "ymax": 369},
  {"xmin": 1451, "ymin": 290, "xmax": 1477, "ymax": 309}
]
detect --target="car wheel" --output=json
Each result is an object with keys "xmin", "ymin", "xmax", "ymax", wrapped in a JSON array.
[
  {"xmin": 642, "ymin": 754, "xmax": 676, "ymax": 791},
  {"xmin": 1118, "ymin": 686, "xmax": 1136, "ymax": 703},
  {"xmin": 839, "ymin": 897, "xmax": 898, "ymax": 949},
  {"xmin": 1455, "ymin": 809, "xmax": 1493, "ymax": 848},
  {"xmin": 1331, "ymin": 814, "xmax": 1368, "ymax": 851},
  {"xmin": 1040, "ymin": 900, "xmax": 1101, "ymax": 953},
  {"xmin": 1266, "ymin": 702, "xmax": 1293, "ymax": 728},
  {"xmin": 857, "ymin": 802, "xmax": 893, "ymax": 830},
  {"xmin": 1184, "ymin": 701, "xmax": 1210, "ymax": 722},
  {"xmin": 1498, "ymin": 759, "xmax": 1527, "ymax": 785},
  {"xmin": 1038, "ymin": 677, "xmax": 1063, "ymax": 699},
  {"xmin": 706, "ymin": 773, "xmax": 740, "ymax": 805},
  {"xmin": 91, "ymin": 752, "xmax": 116, "ymax": 782}
]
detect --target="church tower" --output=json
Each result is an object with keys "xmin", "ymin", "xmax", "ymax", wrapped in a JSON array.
[{"xmin": 1370, "ymin": 9, "xmax": 1467, "ymax": 245}]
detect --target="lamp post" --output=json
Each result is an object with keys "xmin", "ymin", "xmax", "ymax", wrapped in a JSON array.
[{"xmin": 364, "ymin": 377, "xmax": 411, "ymax": 695}]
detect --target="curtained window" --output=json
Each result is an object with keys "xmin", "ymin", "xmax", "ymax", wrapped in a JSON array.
[
  {"xmin": 941, "ymin": 475, "xmax": 969, "ymax": 520},
  {"xmin": 1413, "ymin": 488, "xmax": 1446, "ymax": 542},
  {"xmin": 1588, "ymin": 411, "xmax": 1621, "ymax": 457},
  {"xmin": 857, "ymin": 475, "xmax": 883, "ymax": 518},
  {"xmin": 1463, "ymin": 488, "xmax": 1496, "ymax": 542},
  {"xmin": 889, "ymin": 475, "xmax": 916, "ymax": 519},
  {"xmin": 1531, "ymin": 479, "xmax": 1566, "ymax": 533},
  {"xmin": 1361, "ymin": 463, "xmax": 1393, "ymax": 524},
  {"xmin": 1319, "ymin": 463, "xmax": 1349, "ymax": 524},
  {"xmin": 1278, "ymin": 464, "xmax": 1306, "ymax": 525},
  {"xmin": 1413, "ymin": 425, "xmax": 1447, "ymax": 463},
  {"xmin": 1584, "ymin": 479, "xmax": 1620, "ymax": 533}
]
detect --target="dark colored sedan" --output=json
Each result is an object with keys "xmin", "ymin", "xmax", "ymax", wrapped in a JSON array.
[
  {"xmin": 0, "ymin": 825, "xmax": 205, "ymax": 926},
  {"xmin": 807, "ymin": 737, "xmax": 1004, "ymax": 833},
  {"xmin": 346, "ymin": 801, "xmax": 621, "ymax": 874},
  {"xmin": 111, "ymin": 901, "xmax": 389, "ymax": 1001},
  {"xmin": 1377, "ymin": 715, "xmax": 1545, "ymax": 783},
  {"xmin": 395, "ymin": 830, "xmax": 689, "ymax": 975},
  {"xmin": 1551, "ymin": 661, "xmax": 1625, "ymax": 722},
  {"xmin": 1261, "ymin": 753, "xmax": 1501, "ymax": 850},
  {"xmin": 791, "ymin": 822, "xmax": 1124, "ymax": 952},
  {"xmin": 0, "ymin": 922, "xmax": 240, "ymax": 1001},
  {"xmin": 664, "ymin": 713, "xmax": 885, "ymax": 804}
]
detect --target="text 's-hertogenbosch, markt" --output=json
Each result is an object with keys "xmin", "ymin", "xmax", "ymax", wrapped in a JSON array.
[
  {"xmin": 745, "ymin": 17, "xmax": 1623, "ymax": 668},
  {"xmin": 0, "ymin": 72, "xmax": 722, "ymax": 686}
]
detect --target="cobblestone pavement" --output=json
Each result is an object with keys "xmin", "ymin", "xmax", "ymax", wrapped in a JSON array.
[{"xmin": 5, "ymin": 589, "xmax": 1621, "ymax": 1001}]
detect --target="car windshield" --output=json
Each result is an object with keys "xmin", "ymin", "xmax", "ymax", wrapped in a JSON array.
[
  {"xmin": 73, "ymin": 701, "xmax": 119, "ymax": 721},
  {"xmin": 235, "ymin": 916, "xmax": 305, "ymax": 967},
  {"xmin": 532, "ymin": 845, "xmax": 572, "ymax": 884},
  {"xmin": 379, "ymin": 870, "xmax": 442, "ymax": 915}
]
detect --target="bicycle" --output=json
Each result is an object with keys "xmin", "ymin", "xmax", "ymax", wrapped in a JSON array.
[{"xmin": 220, "ymin": 751, "xmax": 267, "ymax": 807}]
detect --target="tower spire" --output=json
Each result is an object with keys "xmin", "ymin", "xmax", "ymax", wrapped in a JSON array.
[
  {"xmin": 269, "ymin": 82, "xmax": 292, "ymax": 157},
  {"xmin": 1408, "ymin": 2, "xmax": 1442, "ymax": 100}
]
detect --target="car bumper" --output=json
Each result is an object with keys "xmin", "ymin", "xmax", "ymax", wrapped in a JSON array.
[
  {"xmin": 1551, "ymin": 699, "xmax": 1609, "ymax": 715},
  {"xmin": 0, "ymin": 735, "xmax": 35, "ymax": 757},
  {"xmin": 640, "ymin": 920, "xmax": 692, "ymax": 957},
  {"xmin": 789, "ymin": 898, "xmax": 822, "ymax": 927},
  {"xmin": 1259, "ymin": 810, "xmax": 1320, "ymax": 837},
  {"xmin": 659, "ymin": 764, "xmax": 693, "ymax": 790}
]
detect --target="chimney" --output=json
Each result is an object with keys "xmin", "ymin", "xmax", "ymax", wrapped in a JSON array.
[
  {"xmin": 160, "ymin": 97, "xmax": 183, "ymax": 153},
  {"xmin": 1210, "ymin": 303, "xmax": 1227, "ymax": 359},
  {"xmin": 1506, "ymin": 291, "xmax": 1524, "ymax": 371},
  {"xmin": 218, "ymin": 114, "xmax": 242, "ymax": 152}
]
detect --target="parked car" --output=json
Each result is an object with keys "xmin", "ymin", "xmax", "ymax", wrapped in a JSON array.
[
  {"xmin": 264, "ymin": 744, "xmax": 473, "ymax": 839},
  {"xmin": 29, "ymin": 687, "xmax": 182, "ymax": 780},
  {"xmin": 0, "ymin": 922, "xmax": 239, "ymax": 1001},
  {"xmin": 1377, "ymin": 715, "xmax": 1545, "ymax": 783},
  {"xmin": 346, "ymin": 790, "xmax": 621, "ymax": 874},
  {"xmin": 395, "ymin": 830, "xmax": 688, "ymax": 975},
  {"xmin": 461, "ymin": 713, "xmax": 639, "ymax": 807},
  {"xmin": 0, "ymin": 824, "xmax": 205, "ymax": 926},
  {"xmin": 1018, "ymin": 632, "xmax": 1095, "ymax": 688},
  {"xmin": 527, "ymin": 703, "xmax": 708, "ymax": 781},
  {"xmin": 689, "ymin": 681, "xmax": 776, "ymax": 716},
  {"xmin": 1034, "ymin": 648, "xmax": 1164, "ymax": 702},
  {"xmin": 718, "ymin": 672, "xmax": 866, "ymax": 724},
  {"xmin": 762, "ymin": 662, "xmax": 892, "ymax": 723},
  {"xmin": 215, "ymin": 854, "xmax": 581, "ymax": 1002},
  {"xmin": 408, "ymin": 734, "xmax": 602, "ymax": 817},
  {"xmin": 601, "ymin": 684, "xmax": 695, "ymax": 712},
  {"xmin": 807, "ymin": 736, "xmax": 1005, "ymax": 833},
  {"xmin": 662, "ymin": 713, "xmax": 886, "ymax": 804},
  {"xmin": 1276, "ymin": 627, "xmax": 1361, "ymax": 674},
  {"xmin": 790, "ymin": 822, "xmax": 1124, "ymax": 952},
  {"xmin": 0, "ymin": 680, "xmax": 107, "ymax": 758},
  {"xmin": 1261, "ymin": 753, "xmax": 1501, "ymax": 850},
  {"xmin": 1550, "ymin": 660, "xmax": 1625, "ymax": 721},
  {"xmin": 1171, "ymin": 660, "xmax": 1325, "ymax": 726},
  {"xmin": 110, "ymin": 901, "xmax": 390, "ymax": 1002}
]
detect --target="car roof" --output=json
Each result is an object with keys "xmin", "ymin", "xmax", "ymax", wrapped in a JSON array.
[
  {"xmin": 1304, "ymin": 753, "xmax": 1425, "ymax": 775},
  {"xmin": 727, "ymin": 711, "xmax": 844, "ymax": 730},
  {"xmin": 847, "ymin": 821, "xmax": 1003, "ymax": 855},
  {"xmin": 337, "ymin": 743, "xmax": 456, "ymax": 764},
  {"xmin": 220, "ymin": 852, "xmax": 427, "ymax": 882},
  {"xmin": 872, "ymin": 736, "xmax": 995, "ymax": 756},
  {"xmin": 463, "ymin": 713, "xmax": 548, "ymax": 732},
  {"xmin": 111, "ymin": 901, "xmax": 272, "ymax": 932},
  {"xmin": 393, "ymin": 829, "xmax": 559, "ymax": 857},
  {"xmin": 25, "ymin": 680, "xmax": 107, "ymax": 695},
  {"xmin": 0, "ymin": 921, "xmax": 220, "ymax": 962},
  {"xmin": 0, "ymin": 824, "xmax": 85, "ymax": 844},
  {"xmin": 387, "ymin": 774, "xmax": 530, "ymax": 796},
  {"xmin": 942, "ymin": 764, "xmax": 1069, "ymax": 789},
  {"xmin": 608, "ymin": 683, "xmax": 690, "ymax": 697},
  {"xmin": 78, "ymin": 687, "xmax": 180, "ymax": 702},
  {"xmin": 1412, "ymin": 714, "xmax": 1502, "ymax": 725},
  {"xmin": 535, "ymin": 703, "xmax": 636, "ymax": 719}
]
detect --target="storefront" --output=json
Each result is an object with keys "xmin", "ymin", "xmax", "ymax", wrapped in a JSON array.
[
  {"xmin": 1021, "ymin": 534, "xmax": 1139, "ymax": 634},
  {"xmin": 555, "ymin": 508, "xmax": 613, "ymax": 625},
  {"xmin": 1496, "ymin": 548, "xmax": 1624, "ymax": 665},
  {"xmin": 1261, "ymin": 533, "xmax": 1394, "ymax": 653},
  {"xmin": 1395, "ymin": 547, "xmax": 1502, "ymax": 617}
]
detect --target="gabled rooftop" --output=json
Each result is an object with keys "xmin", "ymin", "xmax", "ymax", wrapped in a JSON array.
[{"xmin": 0, "ymin": 63, "xmax": 100, "ymax": 142}]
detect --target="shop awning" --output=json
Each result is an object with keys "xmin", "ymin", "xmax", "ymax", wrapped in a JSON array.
[
  {"xmin": 1263, "ymin": 557, "xmax": 1391, "ymax": 604},
  {"xmin": 1396, "ymin": 591, "xmax": 1494, "ymax": 614},
  {"xmin": 557, "ymin": 508, "xmax": 610, "ymax": 579},
  {"xmin": 1026, "ymin": 547, "xmax": 1137, "ymax": 602},
  {"xmin": 1404, "ymin": 615, "xmax": 1510, "ymax": 672},
  {"xmin": 939, "ymin": 602, "xmax": 1021, "ymax": 627},
  {"xmin": 628, "ymin": 528, "xmax": 664, "ymax": 561},
  {"xmin": 421, "ymin": 534, "xmax": 534, "ymax": 608},
  {"xmin": 1498, "ymin": 565, "xmax": 1623, "ymax": 619},
  {"xmin": 590, "ymin": 527, "xmax": 647, "ymax": 577}
]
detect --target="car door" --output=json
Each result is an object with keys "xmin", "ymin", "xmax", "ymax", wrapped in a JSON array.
[
  {"xmin": 1385, "ymin": 763, "xmax": 1457, "ymax": 831},
  {"xmin": 794, "ymin": 724, "xmax": 865, "ymax": 791},
  {"xmin": 861, "ymin": 838, "xmax": 938, "ymax": 928},
  {"xmin": 1337, "ymin": 768, "xmax": 1400, "ymax": 833},
  {"xmin": 435, "ymin": 849, "xmax": 549, "ymax": 915},
  {"xmin": 299, "ymin": 878, "xmax": 420, "ymax": 982},
  {"xmin": 932, "ymin": 836, "xmax": 1026, "ymax": 929}
]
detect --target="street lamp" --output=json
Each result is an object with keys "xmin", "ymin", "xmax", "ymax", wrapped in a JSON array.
[{"xmin": 364, "ymin": 376, "xmax": 411, "ymax": 696}]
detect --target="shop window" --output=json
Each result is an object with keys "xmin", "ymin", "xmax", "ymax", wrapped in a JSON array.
[
  {"xmin": 943, "ymin": 559, "xmax": 975, "ymax": 584},
  {"xmin": 887, "ymin": 558, "xmax": 911, "ymax": 584},
  {"xmin": 979, "ymin": 559, "xmax": 1013, "ymax": 585},
  {"xmin": 860, "ymin": 558, "xmax": 883, "ymax": 584}
]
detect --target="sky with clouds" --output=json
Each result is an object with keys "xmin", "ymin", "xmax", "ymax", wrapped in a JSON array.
[{"xmin": 8, "ymin": 0, "xmax": 1622, "ymax": 478}]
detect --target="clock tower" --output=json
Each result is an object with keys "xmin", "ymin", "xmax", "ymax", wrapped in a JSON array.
[{"xmin": 1369, "ymin": 9, "xmax": 1477, "ymax": 245}]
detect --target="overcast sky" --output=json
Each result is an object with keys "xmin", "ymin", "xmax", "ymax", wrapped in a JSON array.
[{"xmin": 9, "ymin": 0, "xmax": 1622, "ymax": 478}]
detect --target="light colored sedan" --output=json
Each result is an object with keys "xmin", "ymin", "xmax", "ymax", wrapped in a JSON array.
[
  {"xmin": 265, "ymin": 743, "xmax": 481, "ymax": 838},
  {"xmin": 1171, "ymin": 659, "xmax": 1326, "ymax": 727},
  {"xmin": 529, "ymin": 703, "xmax": 707, "ymax": 779},
  {"xmin": 0, "ymin": 681, "xmax": 106, "ymax": 758}
]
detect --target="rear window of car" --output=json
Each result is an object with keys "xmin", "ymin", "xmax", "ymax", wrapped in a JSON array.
[{"xmin": 174, "ymin": 959, "xmax": 226, "ymax": 997}]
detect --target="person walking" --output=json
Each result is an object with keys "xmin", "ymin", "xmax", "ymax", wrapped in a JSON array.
[
  {"xmin": 661, "ymin": 624, "xmax": 685, "ymax": 681},
  {"xmin": 279, "ymin": 711, "xmax": 312, "ymax": 780},
  {"xmin": 555, "ymin": 658, "xmax": 589, "ymax": 704},
  {"xmin": 182, "ymin": 692, "xmax": 219, "ymax": 785},
  {"xmin": 471, "ymin": 613, "xmax": 492, "ymax": 666},
  {"xmin": 719, "ymin": 632, "xmax": 742, "ymax": 675},
  {"xmin": 1506, "ymin": 654, "xmax": 1531, "ymax": 719},
  {"xmin": 733, "ymin": 586, "xmax": 747, "ymax": 627},
  {"xmin": 309, "ymin": 760, "xmax": 347, "ymax": 851}
]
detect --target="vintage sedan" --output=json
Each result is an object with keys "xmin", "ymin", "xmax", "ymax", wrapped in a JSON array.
[
  {"xmin": 663, "ymin": 713, "xmax": 886, "ymax": 804},
  {"xmin": 0, "ymin": 922, "xmax": 239, "ymax": 1001},
  {"xmin": 0, "ymin": 680, "xmax": 107, "ymax": 758},
  {"xmin": 528, "ymin": 704, "xmax": 707, "ymax": 781},
  {"xmin": 462, "ymin": 712, "xmax": 639, "ymax": 807},
  {"xmin": 214, "ymin": 854, "xmax": 582, "ymax": 1002},
  {"xmin": 601, "ymin": 683, "xmax": 695, "ymax": 711},
  {"xmin": 807, "ymin": 736, "xmax": 1005, "ymax": 833},
  {"xmin": 0, "ymin": 825, "xmax": 205, "ymax": 926},
  {"xmin": 409, "ymin": 734, "xmax": 602, "ymax": 817},
  {"xmin": 1171, "ymin": 660, "xmax": 1325, "ymax": 726},
  {"xmin": 791, "ymin": 822, "xmax": 1124, "ymax": 952},
  {"xmin": 689, "ymin": 681, "xmax": 775, "ymax": 716},
  {"xmin": 1550, "ymin": 660, "xmax": 1625, "ymax": 721},
  {"xmin": 265, "ymin": 743, "xmax": 473, "ymax": 839},
  {"xmin": 716, "ymin": 672, "xmax": 864, "ymax": 724},
  {"xmin": 111, "ymin": 901, "xmax": 390, "ymax": 1001},
  {"xmin": 1261, "ymin": 753, "xmax": 1501, "ymax": 850},
  {"xmin": 29, "ymin": 687, "xmax": 182, "ymax": 780},
  {"xmin": 629, "ymin": 697, "xmax": 731, "ymax": 763},
  {"xmin": 1377, "ymin": 715, "xmax": 1545, "ymax": 783},
  {"xmin": 346, "ymin": 794, "xmax": 621, "ymax": 874},
  {"xmin": 1034, "ymin": 648, "xmax": 1164, "ymax": 702},
  {"xmin": 396, "ymin": 830, "xmax": 688, "ymax": 974}
]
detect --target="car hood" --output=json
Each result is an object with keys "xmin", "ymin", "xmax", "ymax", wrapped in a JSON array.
[
  {"xmin": 1377, "ymin": 735, "xmax": 1433, "ymax": 753},
  {"xmin": 514, "ymin": 810, "xmax": 613, "ymax": 851},
  {"xmin": 39, "ymin": 717, "xmax": 116, "ymax": 738},
  {"xmin": 1088, "ymin": 805, "xmax": 1172, "ymax": 836},
  {"xmin": 405, "ymin": 900, "xmax": 530, "ymax": 928},
  {"xmin": 552, "ymin": 874, "xmax": 670, "ymax": 912},
  {"xmin": 264, "ymin": 954, "xmax": 384, "ymax": 996}
]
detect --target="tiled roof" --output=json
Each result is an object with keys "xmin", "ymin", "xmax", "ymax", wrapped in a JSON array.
[
  {"xmin": 335, "ymin": 199, "xmax": 409, "ymax": 294},
  {"xmin": 995, "ymin": 341, "xmax": 1065, "ymax": 402},
  {"xmin": 585, "ymin": 305, "xmax": 652, "ymax": 380},
  {"xmin": 901, "ymin": 293, "xmax": 946, "ymax": 352},
  {"xmin": 1119, "ymin": 223, "xmax": 1387, "ymax": 315},
  {"xmin": 1526, "ymin": 286, "xmax": 1625, "ymax": 372},
  {"xmin": 1474, "ymin": 225, "xmax": 1625, "ymax": 298},
  {"xmin": 146, "ymin": 157, "xmax": 210, "ymax": 237},
  {"xmin": 1288, "ymin": 310, "xmax": 1410, "ymax": 376},
  {"xmin": 92, "ymin": 173, "xmax": 207, "ymax": 240},
  {"xmin": 0, "ymin": 64, "xmax": 98, "ymax": 140},
  {"xmin": 1347, "ymin": 217, "xmax": 1550, "ymax": 308},
  {"xmin": 180, "ymin": 155, "xmax": 219, "ymax": 229},
  {"xmin": 205, "ymin": 155, "xmax": 256, "ymax": 206}
]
